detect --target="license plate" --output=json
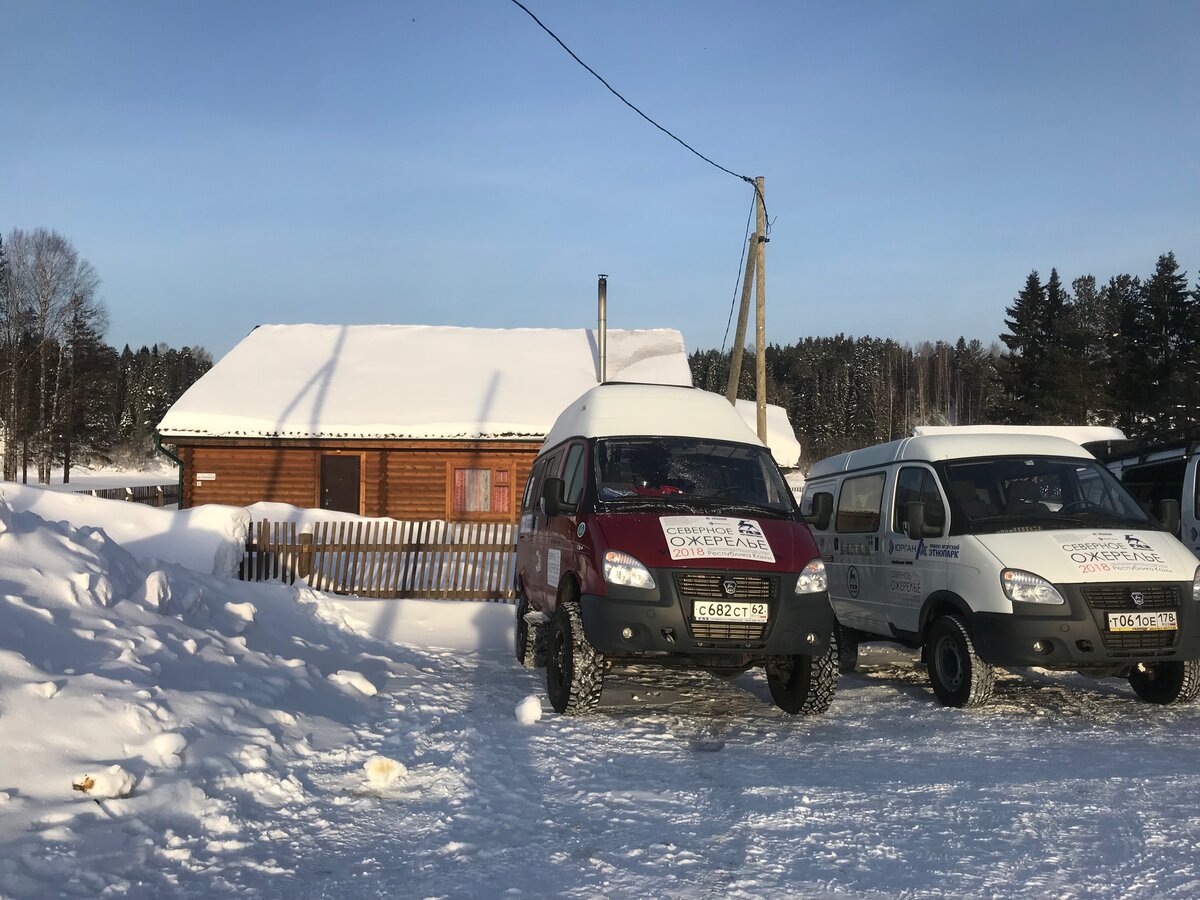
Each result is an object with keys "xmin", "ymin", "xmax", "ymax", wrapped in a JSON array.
[
  {"xmin": 693, "ymin": 601, "xmax": 768, "ymax": 623},
  {"xmin": 1107, "ymin": 610, "xmax": 1178, "ymax": 632}
]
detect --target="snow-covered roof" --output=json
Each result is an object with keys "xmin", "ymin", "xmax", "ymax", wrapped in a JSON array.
[
  {"xmin": 807, "ymin": 433, "xmax": 1093, "ymax": 480},
  {"xmin": 735, "ymin": 400, "xmax": 802, "ymax": 468},
  {"xmin": 157, "ymin": 324, "xmax": 693, "ymax": 440},
  {"xmin": 542, "ymin": 384, "xmax": 765, "ymax": 451},
  {"xmin": 912, "ymin": 424, "xmax": 1127, "ymax": 444},
  {"xmin": 539, "ymin": 384, "xmax": 802, "ymax": 467}
]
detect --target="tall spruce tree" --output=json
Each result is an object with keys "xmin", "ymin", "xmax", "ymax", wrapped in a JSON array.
[{"xmin": 998, "ymin": 270, "xmax": 1049, "ymax": 422}]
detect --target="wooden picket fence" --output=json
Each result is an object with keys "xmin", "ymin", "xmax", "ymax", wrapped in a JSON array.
[
  {"xmin": 239, "ymin": 518, "xmax": 517, "ymax": 602},
  {"xmin": 75, "ymin": 483, "xmax": 180, "ymax": 507}
]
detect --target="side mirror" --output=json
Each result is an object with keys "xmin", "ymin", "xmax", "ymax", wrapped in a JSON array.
[
  {"xmin": 905, "ymin": 501, "xmax": 941, "ymax": 539},
  {"xmin": 1158, "ymin": 498, "xmax": 1181, "ymax": 535},
  {"xmin": 542, "ymin": 477, "xmax": 567, "ymax": 518},
  {"xmin": 803, "ymin": 492, "xmax": 833, "ymax": 531}
]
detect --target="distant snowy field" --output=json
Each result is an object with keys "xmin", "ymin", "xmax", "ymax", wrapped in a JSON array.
[{"xmin": 2, "ymin": 482, "xmax": 1200, "ymax": 898}]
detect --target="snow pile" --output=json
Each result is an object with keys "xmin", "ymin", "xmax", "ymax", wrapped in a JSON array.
[
  {"xmin": 0, "ymin": 483, "xmax": 249, "ymax": 575},
  {"xmin": 0, "ymin": 495, "xmax": 410, "ymax": 896},
  {"xmin": 363, "ymin": 757, "xmax": 407, "ymax": 790},
  {"xmin": 515, "ymin": 694, "xmax": 543, "ymax": 725}
]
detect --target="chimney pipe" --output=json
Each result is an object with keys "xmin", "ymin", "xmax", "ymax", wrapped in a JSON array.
[{"xmin": 597, "ymin": 274, "xmax": 607, "ymax": 384}]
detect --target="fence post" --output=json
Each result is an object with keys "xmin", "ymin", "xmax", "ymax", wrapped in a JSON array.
[
  {"xmin": 124, "ymin": 487, "xmax": 134, "ymax": 502},
  {"xmin": 298, "ymin": 531, "xmax": 314, "ymax": 579},
  {"xmin": 155, "ymin": 485, "xmax": 164, "ymax": 507}
]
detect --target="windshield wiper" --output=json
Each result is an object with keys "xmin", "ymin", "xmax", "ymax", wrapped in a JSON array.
[{"xmin": 683, "ymin": 496, "xmax": 791, "ymax": 518}]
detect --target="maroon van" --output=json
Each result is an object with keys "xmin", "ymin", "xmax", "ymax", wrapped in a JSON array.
[{"xmin": 514, "ymin": 383, "xmax": 837, "ymax": 716}]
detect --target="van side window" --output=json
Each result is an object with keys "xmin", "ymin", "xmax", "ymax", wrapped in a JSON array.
[
  {"xmin": 561, "ymin": 443, "xmax": 586, "ymax": 506},
  {"xmin": 892, "ymin": 467, "xmax": 945, "ymax": 534},
  {"xmin": 521, "ymin": 458, "xmax": 546, "ymax": 513},
  {"xmin": 836, "ymin": 472, "xmax": 885, "ymax": 533},
  {"xmin": 1120, "ymin": 459, "xmax": 1187, "ymax": 514}
]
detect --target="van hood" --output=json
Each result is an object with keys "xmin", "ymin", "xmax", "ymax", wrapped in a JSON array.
[
  {"xmin": 974, "ymin": 529, "xmax": 1199, "ymax": 584},
  {"xmin": 594, "ymin": 512, "xmax": 818, "ymax": 572}
]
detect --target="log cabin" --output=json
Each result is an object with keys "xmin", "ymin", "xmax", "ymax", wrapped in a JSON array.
[{"xmin": 156, "ymin": 324, "xmax": 698, "ymax": 522}]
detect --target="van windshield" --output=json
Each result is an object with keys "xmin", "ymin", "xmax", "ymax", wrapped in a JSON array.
[
  {"xmin": 941, "ymin": 455, "xmax": 1157, "ymax": 535},
  {"xmin": 594, "ymin": 437, "xmax": 795, "ymax": 517}
]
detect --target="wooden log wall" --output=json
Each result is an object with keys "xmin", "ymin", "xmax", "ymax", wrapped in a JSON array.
[{"xmin": 177, "ymin": 441, "xmax": 539, "ymax": 523}]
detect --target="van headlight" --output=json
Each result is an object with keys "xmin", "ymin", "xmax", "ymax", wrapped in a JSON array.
[
  {"xmin": 1193, "ymin": 566, "xmax": 1200, "ymax": 603},
  {"xmin": 603, "ymin": 550, "xmax": 656, "ymax": 589},
  {"xmin": 794, "ymin": 559, "xmax": 827, "ymax": 594},
  {"xmin": 1001, "ymin": 569, "xmax": 1065, "ymax": 605}
]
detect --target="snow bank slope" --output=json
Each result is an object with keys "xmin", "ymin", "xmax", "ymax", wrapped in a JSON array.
[
  {"xmin": 0, "ymin": 497, "xmax": 400, "ymax": 897},
  {"xmin": 0, "ymin": 483, "xmax": 247, "ymax": 575}
]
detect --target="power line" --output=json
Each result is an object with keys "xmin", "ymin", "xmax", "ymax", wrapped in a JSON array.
[
  {"xmin": 720, "ymin": 193, "xmax": 757, "ymax": 355},
  {"xmin": 507, "ymin": 0, "xmax": 768, "ymax": 227}
]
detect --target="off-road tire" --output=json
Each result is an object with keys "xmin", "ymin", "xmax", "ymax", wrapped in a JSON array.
[
  {"xmin": 514, "ymin": 590, "xmax": 545, "ymax": 669},
  {"xmin": 766, "ymin": 630, "xmax": 839, "ymax": 715},
  {"xmin": 1129, "ymin": 658, "xmax": 1200, "ymax": 705},
  {"xmin": 926, "ymin": 614, "xmax": 995, "ymax": 708},
  {"xmin": 545, "ymin": 602, "xmax": 604, "ymax": 715},
  {"xmin": 835, "ymin": 620, "xmax": 859, "ymax": 674}
]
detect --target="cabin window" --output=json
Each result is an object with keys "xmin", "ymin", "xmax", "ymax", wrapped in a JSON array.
[
  {"xmin": 453, "ymin": 468, "xmax": 512, "ymax": 515},
  {"xmin": 836, "ymin": 472, "xmax": 885, "ymax": 533},
  {"xmin": 892, "ymin": 467, "xmax": 945, "ymax": 534}
]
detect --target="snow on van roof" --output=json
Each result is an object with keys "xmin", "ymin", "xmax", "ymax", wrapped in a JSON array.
[
  {"xmin": 157, "ymin": 324, "xmax": 693, "ymax": 440},
  {"xmin": 912, "ymin": 424, "xmax": 1127, "ymax": 444},
  {"xmin": 541, "ymin": 383, "xmax": 771, "ymax": 455},
  {"xmin": 806, "ymin": 433, "xmax": 1093, "ymax": 480}
]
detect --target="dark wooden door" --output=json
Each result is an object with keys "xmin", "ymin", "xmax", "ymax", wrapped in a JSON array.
[{"xmin": 320, "ymin": 455, "xmax": 360, "ymax": 513}]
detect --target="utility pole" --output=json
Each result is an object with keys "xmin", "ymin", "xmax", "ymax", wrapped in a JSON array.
[
  {"xmin": 724, "ymin": 233, "xmax": 757, "ymax": 404},
  {"xmin": 725, "ymin": 176, "xmax": 768, "ymax": 445},
  {"xmin": 753, "ymin": 176, "xmax": 768, "ymax": 443}
]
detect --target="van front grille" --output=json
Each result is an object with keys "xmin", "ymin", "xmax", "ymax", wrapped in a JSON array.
[
  {"xmin": 689, "ymin": 622, "xmax": 767, "ymax": 642},
  {"xmin": 1101, "ymin": 631, "xmax": 1178, "ymax": 654},
  {"xmin": 1082, "ymin": 584, "xmax": 1179, "ymax": 611},
  {"xmin": 1082, "ymin": 583, "xmax": 1181, "ymax": 654},
  {"xmin": 674, "ymin": 573, "xmax": 776, "ymax": 600}
]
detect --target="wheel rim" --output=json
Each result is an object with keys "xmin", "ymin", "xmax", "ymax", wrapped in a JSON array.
[
  {"xmin": 514, "ymin": 597, "xmax": 528, "ymax": 658},
  {"xmin": 935, "ymin": 635, "xmax": 964, "ymax": 691},
  {"xmin": 549, "ymin": 622, "xmax": 569, "ymax": 695}
]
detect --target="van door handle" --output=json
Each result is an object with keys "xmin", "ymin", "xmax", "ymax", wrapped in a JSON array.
[{"xmin": 833, "ymin": 538, "xmax": 839, "ymax": 551}]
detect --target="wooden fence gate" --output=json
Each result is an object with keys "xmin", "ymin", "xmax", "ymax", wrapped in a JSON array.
[{"xmin": 239, "ymin": 519, "xmax": 517, "ymax": 602}]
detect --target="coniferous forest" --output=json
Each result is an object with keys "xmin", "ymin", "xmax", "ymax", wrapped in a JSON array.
[
  {"xmin": 691, "ymin": 251, "xmax": 1200, "ymax": 466},
  {"xmin": 0, "ymin": 229, "xmax": 211, "ymax": 482},
  {"xmin": 3, "ymin": 227, "xmax": 1196, "ymax": 479}
]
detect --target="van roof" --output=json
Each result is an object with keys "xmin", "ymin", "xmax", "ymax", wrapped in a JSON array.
[
  {"xmin": 539, "ymin": 383, "xmax": 766, "ymax": 454},
  {"xmin": 806, "ymin": 433, "xmax": 1093, "ymax": 480},
  {"xmin": 912, "ymin": 424, "xmax": 1126, "ymax": 444}
]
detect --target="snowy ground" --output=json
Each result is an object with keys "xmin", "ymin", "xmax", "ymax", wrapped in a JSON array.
[{"xmin": 2, "ymin": 487, "xmax": 1200, "ymax": 898}]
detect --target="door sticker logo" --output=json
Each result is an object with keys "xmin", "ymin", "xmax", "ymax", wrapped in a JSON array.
[{"xmin": 847, "ymin": 566, "xmax": 860, "ymax": 598}]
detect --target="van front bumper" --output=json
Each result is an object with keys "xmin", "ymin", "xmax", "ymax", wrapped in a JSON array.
[
  {"xmin": 969, "ymin": 580, "xmax": 1200, "ymax": 668},
  {"xmin": 578, "ymin": 572, "xmax": 835, "ymax": 658}
]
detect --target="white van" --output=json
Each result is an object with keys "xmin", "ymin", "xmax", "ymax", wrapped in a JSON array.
[
  {"xmin": 1089, "ymin": 435, "xmax": 1200, "ymax": 559},
  {"xmin": 801, "ymin": 433, "xmax": 1200, "ymax": 707}
]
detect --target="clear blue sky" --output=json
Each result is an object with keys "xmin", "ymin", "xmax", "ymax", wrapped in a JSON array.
[{"xmin": 3, "ymin": 1, "xmax": 1197, "ymax": 360}]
